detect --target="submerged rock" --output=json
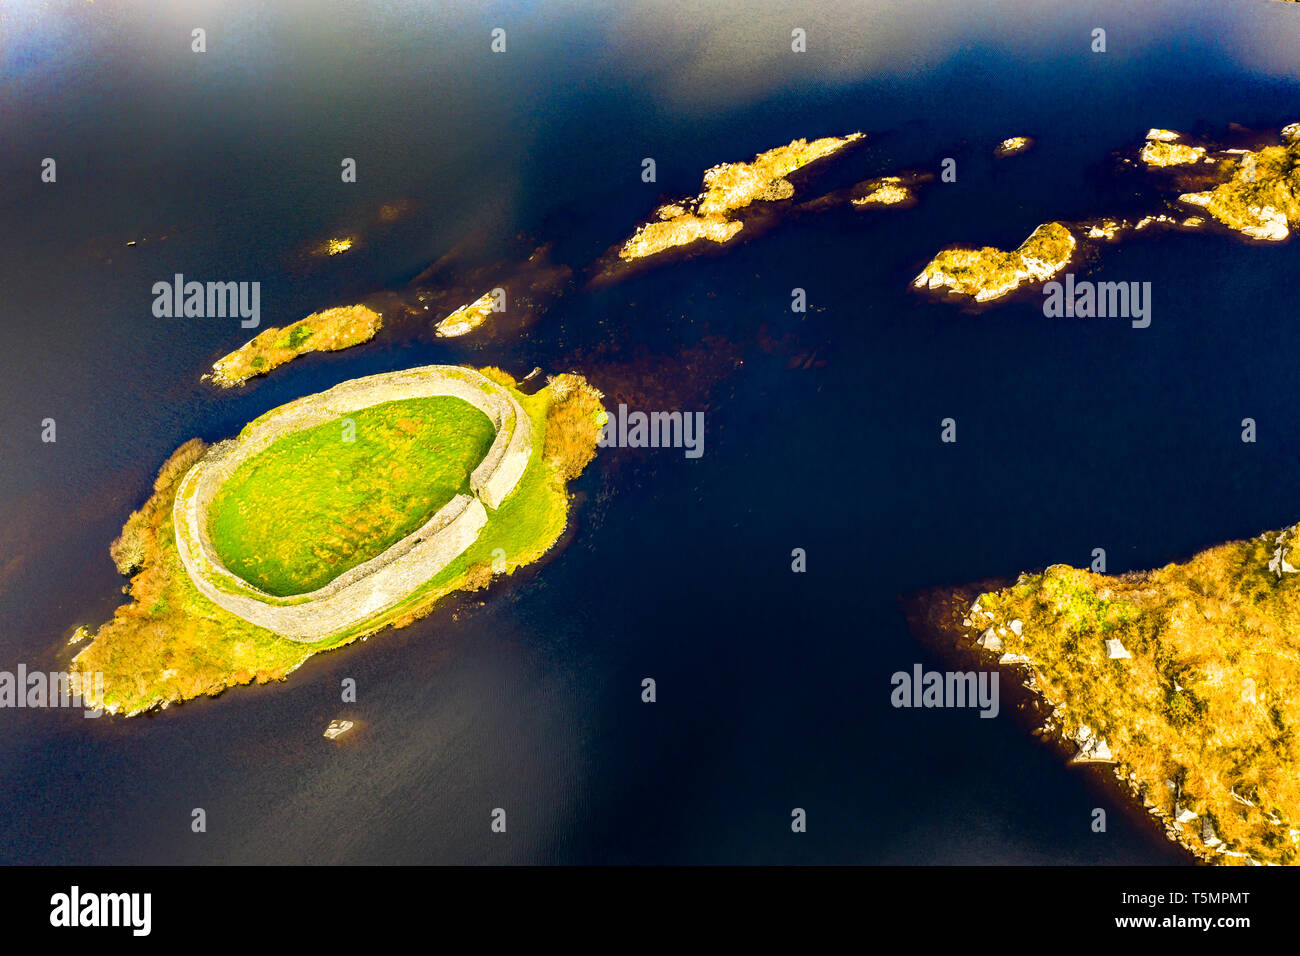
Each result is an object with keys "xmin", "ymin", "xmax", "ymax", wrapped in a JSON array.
[
  {"xmin": 995, "ymin": 136, "xmax": 1034, "ymax": 157},
  {"xmin": 323, "ymin": 719, "xmax": 354, "ymax": 740}
]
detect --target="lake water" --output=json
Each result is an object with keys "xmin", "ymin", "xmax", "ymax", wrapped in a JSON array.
[{"xmin": 1, "ymin": 0, "xmax": 1298, "ymax": 863}]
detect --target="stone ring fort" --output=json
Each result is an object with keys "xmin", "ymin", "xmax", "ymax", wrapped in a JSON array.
[{"xmin": 173, "ymin": 365, "xmax": 532, "ymax": 642}]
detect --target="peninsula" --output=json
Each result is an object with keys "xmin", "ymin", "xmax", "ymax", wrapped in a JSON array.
[{"xmin": 910, "ymin": 523, "xmax": 1300, "ymax": 865}]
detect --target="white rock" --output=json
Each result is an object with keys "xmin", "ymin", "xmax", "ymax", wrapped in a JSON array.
[
  {"xmin": 1175, "ymin": 805, "xmax": 1199, "ymax": 824},
  {"xmin": 1267, "ymin": 545, "xmax": 1296, "ymax": 576},
  {"xmin": 1202, "ymin": 819, "xmax": 1221, "ymax": 848},
  {"xmin": 978, "ymin": 628, "xmax": 1003, "ymax": 652},
  {"xmin": 1241, "ymin": 205, "xmax": 1289, "ymax": 241},
  {"xmin": 1145, "ymin": 128, "xmax": 1181, "ymax": 142},
  {"xmin": 1105, "ymin": 638, "xmax": 1132, "ymax": 659},
  {"xmin": 1009, "ymin": 619, "xmax": 1023, "ymax": 636},
  {"xmin": 1071, "ymin": 726, "xmax": 1114, "ymax": 762}
]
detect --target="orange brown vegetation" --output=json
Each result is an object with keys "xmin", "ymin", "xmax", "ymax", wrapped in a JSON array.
[
  {"xmin": 953, "ymin": 526, "xmax": 1300, "ymax": 864},
  {"xmin": 209, "ymin": 304, "xmax": 382, "ymax": 387}
]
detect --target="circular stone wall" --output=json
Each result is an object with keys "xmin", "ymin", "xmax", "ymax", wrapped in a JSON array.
[{"xmin": 173, "ymin": 365, "xmax": 533, "ymax": 642}]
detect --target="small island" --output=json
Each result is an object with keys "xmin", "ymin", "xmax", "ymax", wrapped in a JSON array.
[
  {"xmin": 435, "ymin": 291, "xmax": 497, "ymax": 337},
  {"xmin": 617, "ymin": 133, "xmax": 864, "ymax": 261},
  {"xmin": 72, "ymin": 365, "xmax": 605, "ymax": 714},
  {"xmin": 910, "ymin": 523, "xmax": 1300, "ymax": 865},
  {"xmin": 207, "ymin": 304, "xmax": 383, "ymax": 387},
  {"xmin": 912, "ymin": 221, "xmax": 1076, "ymax": 302},
  {"xmin": 995, "ymin": 136, "xmax": 1034, "ymax": 157},
  {"xmin": 323, "ymin": 719, "xmax": 353, "ymax": 740},
  {"xmin": 850, "ymin": 176, "xmax": 914, "ymax": 207},
  {"xmin": 1138, "ymin": 128, "xmax": 1208, "ymax": 167}
]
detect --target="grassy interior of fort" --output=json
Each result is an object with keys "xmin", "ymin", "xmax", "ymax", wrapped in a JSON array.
[{"xmin": 206, "ymin": 396, "xmax": 496, "ymax": 596}]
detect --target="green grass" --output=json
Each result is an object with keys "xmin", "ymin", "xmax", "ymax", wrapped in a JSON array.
[
  {"xmin": 206, "ymin": 396, "xmax": 496, "ymax": 596},
  {"xmin": 282, "ymin": 324, "xmax": 314, "ymax": 349}
]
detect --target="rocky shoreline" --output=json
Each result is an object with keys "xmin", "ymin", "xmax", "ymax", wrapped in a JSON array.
[
  {"xmin": 907, "ymin": 521, "xmax": 1300, "ymax": 866},
  {"xmin": 904, "ymin": 583, "xmax": 1203, "ymax": 864}
]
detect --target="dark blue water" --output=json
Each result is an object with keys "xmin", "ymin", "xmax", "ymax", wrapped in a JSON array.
[{"xmin": 1, "ymin": 0, "xmax": 1298, "ymax": 863}]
